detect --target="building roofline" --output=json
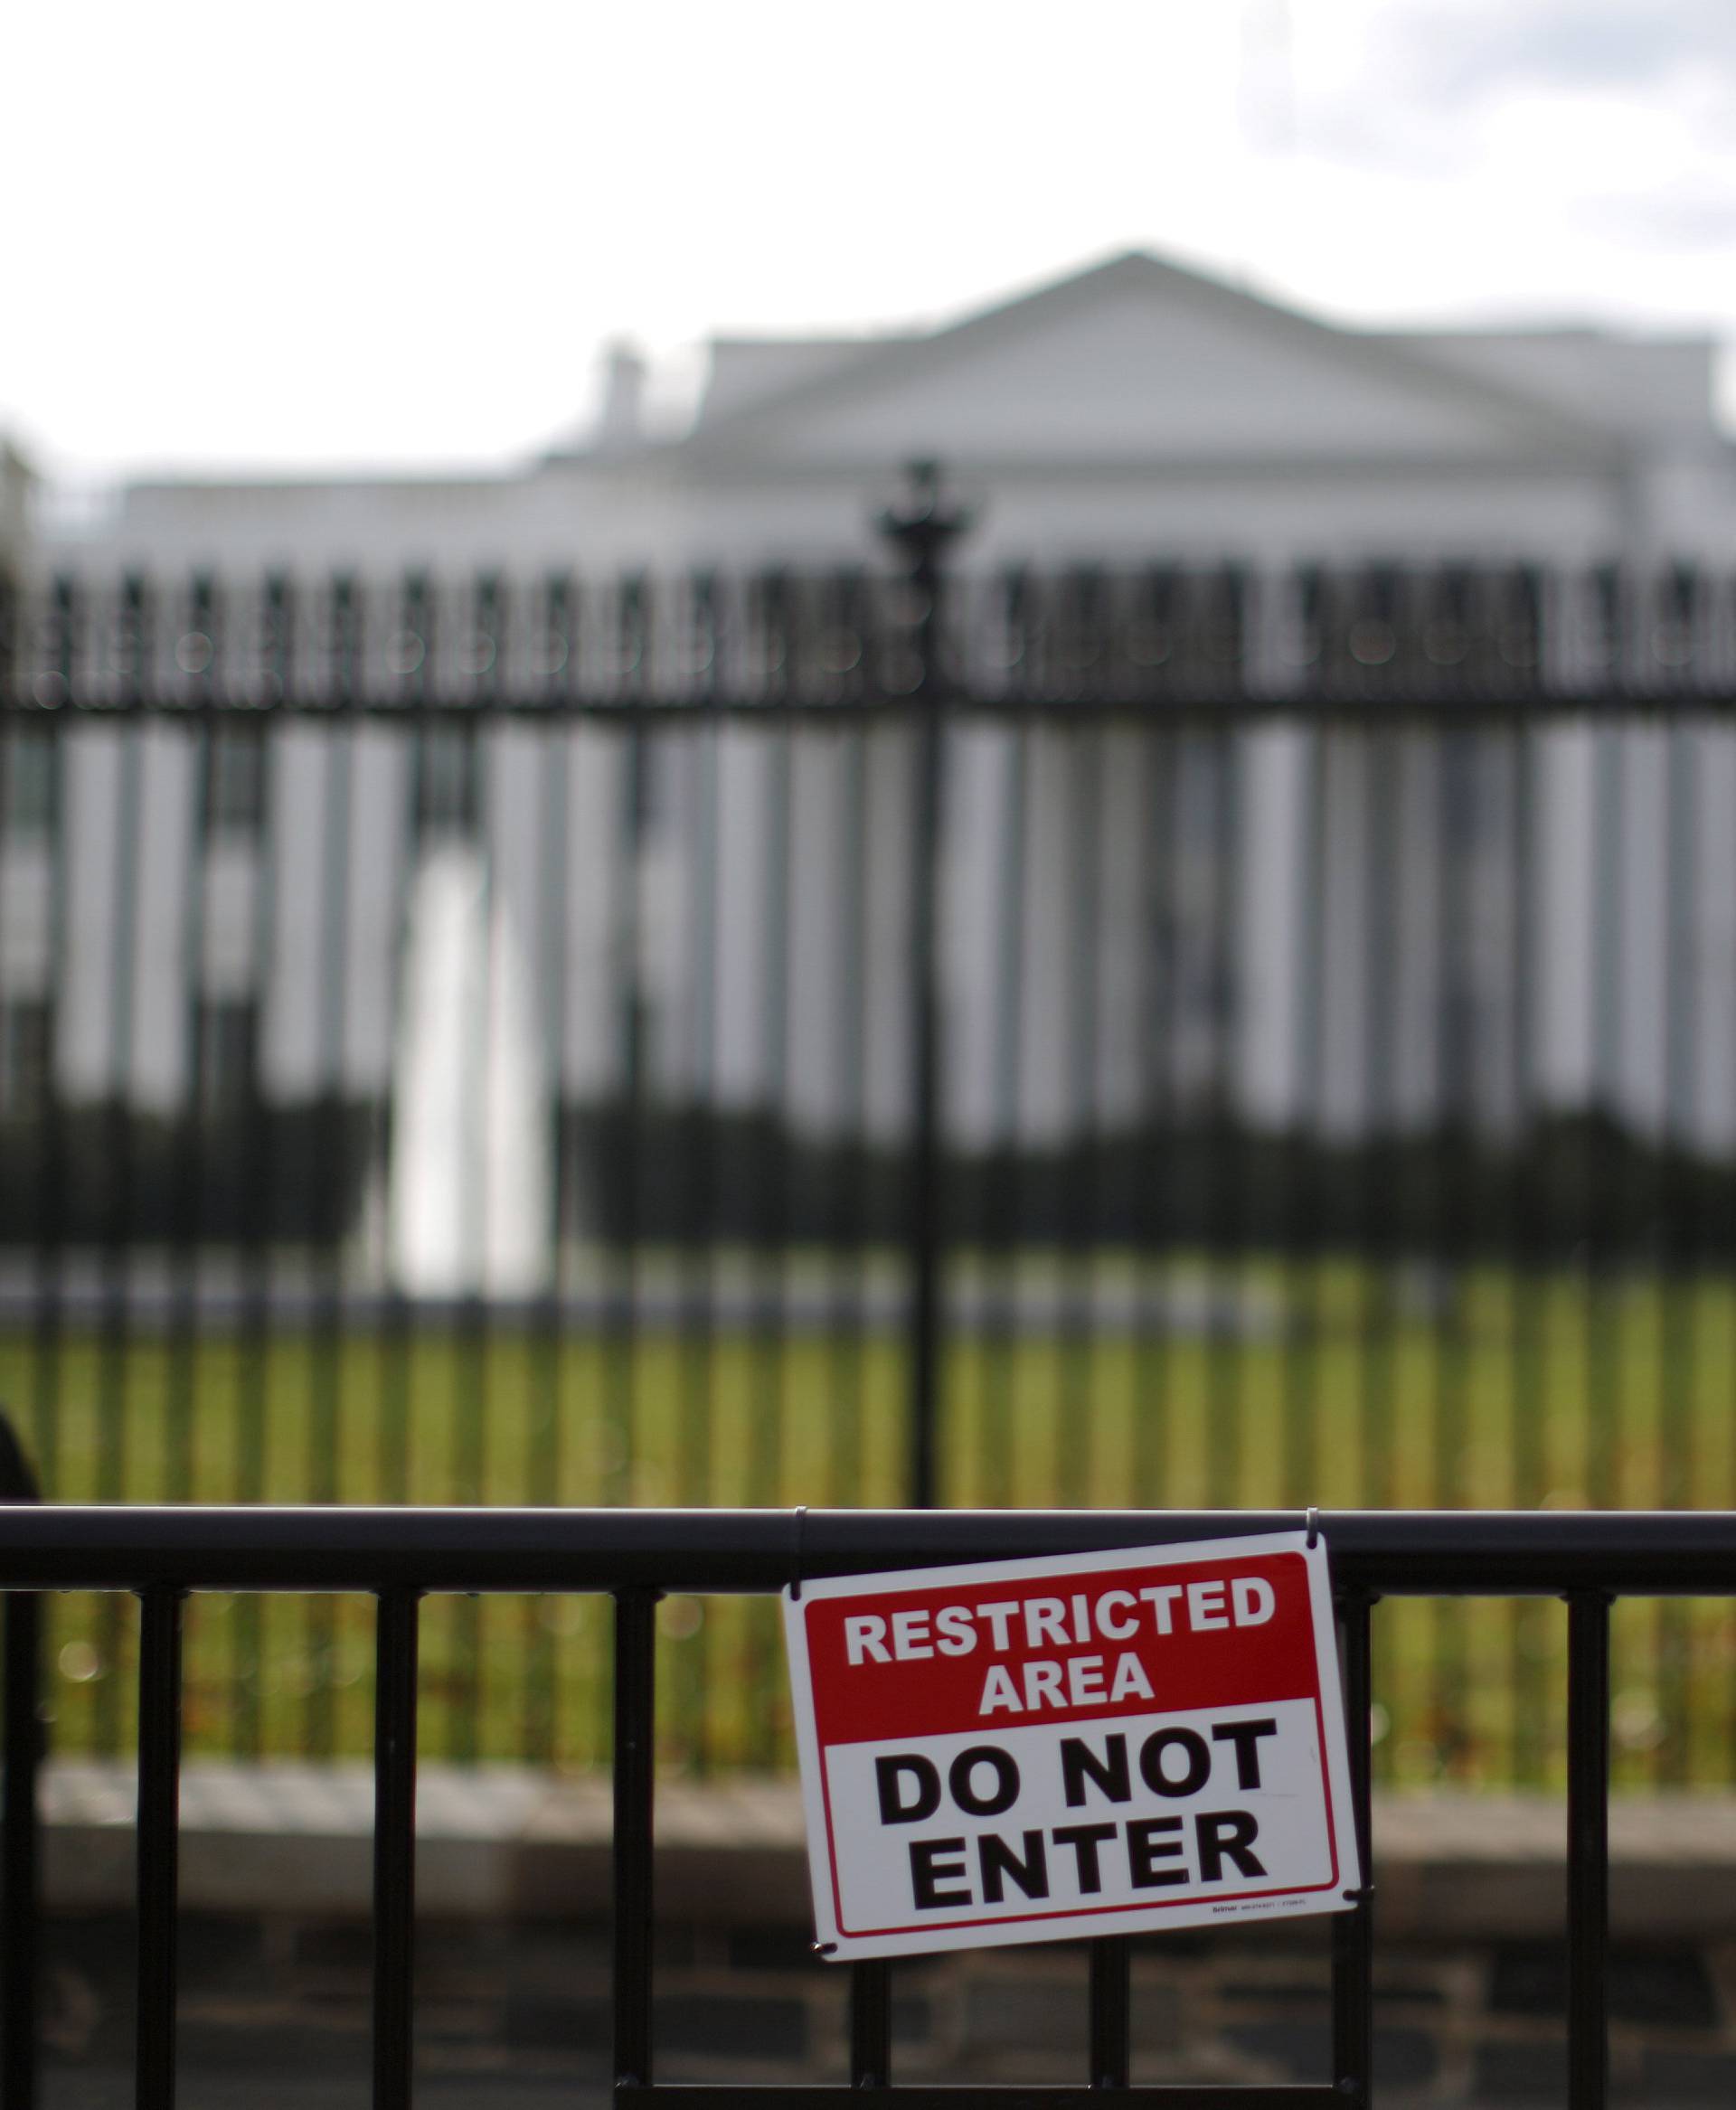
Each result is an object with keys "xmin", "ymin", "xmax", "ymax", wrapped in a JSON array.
[{"xmin": 670, "ymin": 248, "xmax": 1628, "ymax": 471}]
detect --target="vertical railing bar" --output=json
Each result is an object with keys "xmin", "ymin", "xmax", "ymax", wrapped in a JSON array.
[
  {"xmin": 1507, "ymin": 716, "xmax": 1546, "ymax": 1784},
  {"xmin": 825, "ymin": 686, "xmax": 868, "ymax": 1514},
  {"xmin": 746, "ymin": 601, "xmax": 795, "ymax": 1754},
  {"xmin": 448, "ymin": 584, "xmax": 490, "ymax": 1753},
  {"xmin": 1059, "ymin": 690, "xmax": 1102, "ymax": 1510},
  {"xmin": 849, "ymin": 1959, "xmax": 892, "ymax": 2088},
  {"xmin": 373, "ymin": 1587, "xmax": 420, "ymax": 2110},
  {"xmin": 1358, "ymin": 721, "xmax": 1395, "ymax": 1518},
  {"xmin": 0, "ymin": 1412, "xmax": 43, "ymax": 2110},
  {"xmin": 1089, "ymin": 1936, "xmax": 1131, "ymax": 2089},
  {"xmin": 613, "ymin": 1587, "xmax": 658, "ymax": 2090},
  {"xmin": 1656, "ymin": 704, "xmax": 1696, "ymax": 1786},
  {"xmin": 820, "ymin": 573, "xmax": 865, "ymax": 1516},
  {"xmin": 1567, "ymin": 1589, "xmax": 1611, "ymax": 2110},
  {"xmin": 1586, "ymin": 715, "xmax": 1624, "ymax": 1512},
  {"xmin": 31, "ymin": 670, "xmax": 71, "ymax": 1502},
  {"xmin": 1282, "ymin": 711, "xmax": 1324, "ymax": 1512},
  {"xmin": 1149, "ymin": 712, "xmax": 1186, "ymax": 1493},
  {"xmin": 1330, "ymin": 1587, "xmax": 1374, "ymax": 2105},
  {"xmin": 905, "ymin": 605, "xmax": 945, "ymax": 1514},
  {"xmin": 678, "ymin": 619, "xmax": 722, "ymax": 1767},
  {"xmin": 985, "ymin": 674, "xmax": 1028, "ymax": 1511},
  {"xmin": 166, "ymin": 587, "xmax": 214, "ymax": 1512},
  {"xmin": 308, "ymin": 682, "xmax": 357, "ymax": 1762},
  {"xmin": 877, "ymin": 470, "xmax": 972, "ymax": 1511},
  {"xmin": 98, "ymin": 645, "xmax": 148, "ymax": 1753},
  {"xmin": 1431, "ymin": 727, "xmax": 1473, "ymax": 1774},
  {"xmin": 1, "ymin": 1586, "xmax": 40, "ymax": 2110},
  {"xmin": 526, "ymin": 639, "xmax": 573, "ymax": 1764},
  {"xmin": 372, "ymin": 579, "xmax": 410, "ymax": 1529},
  {"xmin": 233, "ymin": 588, "xmax": 283, "ymax": 1757},
  {"xmin": 1298, "ymin": 707, "xmax": 1330, "ymax": 1514},
  {"xmin": 606, "ymin": 590, "xmax": 643, "ymax": 1520},
  {"xmin": 1206, "ymin": 711, "xmax": 1243, "ymax": 1508},
  {"xmin": 135, "ymin": 1586, "xmax": 185, "ymax": 2110}
]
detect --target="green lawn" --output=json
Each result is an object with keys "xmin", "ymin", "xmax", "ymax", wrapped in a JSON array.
[{"xmin": 3, "ymin": 1252, "xmax": 1734, "ymax": 1787}]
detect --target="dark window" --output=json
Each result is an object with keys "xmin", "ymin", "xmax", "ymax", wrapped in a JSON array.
[
  {"xmin": 1440, "ymin": 998, "xmax": 1475, "ymax": 1116},
  {"xmin": 2, "ymin": 730, "xmax": 57, "ymax": 836},
  {"xmin": 1441, "ymin": 736, "xmax": 1497, "ymax": 852},
  {"xmin": 1175, "ymin": 735, "xmax": 1232, "ymax": 854},
  {"xmin": 627, "ymin": 736, "xmax": 662, "ymax": 836},
  {"xmin": 203, "ymin": 726, "xmax": 268, "ymax": 838},
  {"xmin": 194, "ymin": 999, "xmax": 259, "ymax": 1120},
  {"xmin": 413, "ymin": 725, "xmax": 480, "ymax": 837},
  {"xmin": 0, "ymin": 1000, "xmax": 53, "ymax": 1117}
]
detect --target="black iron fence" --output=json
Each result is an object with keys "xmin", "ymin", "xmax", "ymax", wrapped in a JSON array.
[
  {"xmin": 3, "ymin": 545, "xmax": 1736, "ymax": 1778},
  {"xmin": 2, "ymin": 1496, "xmax": 1728, "ymax": 2108}
]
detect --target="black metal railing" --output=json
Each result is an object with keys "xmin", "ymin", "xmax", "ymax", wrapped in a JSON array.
[
  {"xmin": 3, "ymin": 1500, "xmax": 1725, "ymax": 2107},
  {"xmin": 4, "ymin": 547, "xmax": 1736, "ymax": 1779}
]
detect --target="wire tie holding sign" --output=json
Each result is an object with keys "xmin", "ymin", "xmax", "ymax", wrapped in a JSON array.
[
  {"xmin": 789, "ymin": 1505, "xmax": 809, "ymax": 1601},
  {"xmin": 1305, "ymin": 1506, "xmax": 1320, "ymax": 1550}
]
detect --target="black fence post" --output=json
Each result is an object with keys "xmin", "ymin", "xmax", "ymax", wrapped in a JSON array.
[
  {"xmin": 135, "ymin": 1585, "xmax": 184, "ymax": 2110},
  {"xmin": 1567, "ymin": 1590, "xmax": 1611, "ymax": 2110},
  {"xmin": 373, "ymin": 1588, "xmax": 420, "ymax": 2110},
  {"xmin": 876, "ymin": 463, "xmax": 973, "ymax": 1510},
  {"xmin": 612, "ymin": 1587, "xmax": 658, "ymax": 2093},
  {"xmin": 0, "ymin": 1412, "xmax": 42, "ymax": 2110}
]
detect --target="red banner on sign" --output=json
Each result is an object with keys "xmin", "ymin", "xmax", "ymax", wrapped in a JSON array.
[{"xmin": 800, "ymin": 1549, "xmax": 1316, "ymax": 1746}]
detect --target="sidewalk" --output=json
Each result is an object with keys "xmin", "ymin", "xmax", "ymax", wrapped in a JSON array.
[{"xmin": 40, "ymin": 1760, "xmax": 1736, "ymax": 1936}]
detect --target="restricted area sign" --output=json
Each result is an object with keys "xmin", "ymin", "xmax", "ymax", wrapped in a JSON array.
[{"xmin": 783, "ymin": 1531, "xmax": 1360, "ymax": 1959}]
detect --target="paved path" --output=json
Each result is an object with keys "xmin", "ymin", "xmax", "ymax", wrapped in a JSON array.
[
  {"xmin": 0, "ymin": 1248, "xmax": 1285, "ymax": 1339},
  {"xmin": 40, "ymin": 1760, "xmax": 1736, "ymax": 1936}
]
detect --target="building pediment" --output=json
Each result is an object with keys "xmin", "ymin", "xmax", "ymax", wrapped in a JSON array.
[{"xmin": 677, "ymin": 252, "xmax": 1621, "ymax": 477}]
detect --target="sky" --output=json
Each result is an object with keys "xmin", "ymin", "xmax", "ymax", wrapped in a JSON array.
[{"xmin": 5, "ymin": 0, "xmax": 1735, "ymax": 482}]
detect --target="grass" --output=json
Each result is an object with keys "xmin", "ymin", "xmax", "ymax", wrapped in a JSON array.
[{"xmin": 3, "ymin": 1248, "xmax": 1735, "ymax": 1788}]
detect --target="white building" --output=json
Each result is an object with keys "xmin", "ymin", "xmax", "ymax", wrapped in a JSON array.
[
  {"xmin": 8, "ymin": 250, "xmax": 1736, "ymax": 1266},
  {"xmin": 90, "ymin": 250, "xmax": 1736, "ymax": 571}
]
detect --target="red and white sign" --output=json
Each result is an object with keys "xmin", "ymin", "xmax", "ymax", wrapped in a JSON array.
[{"xmin": 783, "ymin": 1532, "xmax": 1360, "ymax": 1959}]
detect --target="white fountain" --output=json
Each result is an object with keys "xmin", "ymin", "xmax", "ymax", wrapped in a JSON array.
[{"xmin": 384, "ymin": 844, "xmax": 552, "ymax": 1299}]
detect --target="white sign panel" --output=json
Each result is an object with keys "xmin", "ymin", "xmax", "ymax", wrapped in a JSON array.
[{"xmin": 782, "ymin": 1531, "xmax": 1361, "ymax": 1960}]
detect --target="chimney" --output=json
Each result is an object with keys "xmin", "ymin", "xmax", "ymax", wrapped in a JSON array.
[{"xmin": 597, "ymin": 340, "xmax": 647, "ymax": 450}]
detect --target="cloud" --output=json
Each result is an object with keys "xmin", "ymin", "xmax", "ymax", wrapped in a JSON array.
[
  {"xmin": 1381, "ymin": 0, "xmax": 1736, "ymax": 108},
  {"xmin": 1290, "ymin": 0, "xmax": 1736, "ymax": 264},
  {"xmin": 1572, "ymin": 185, "xmax": 1736, "ymax": 251},
  {"xmin": 1301, "ymin": 0, "xmax": 1736, "ymax": 170}
]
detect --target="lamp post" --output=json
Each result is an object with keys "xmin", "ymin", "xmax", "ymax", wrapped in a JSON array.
[{"xmin": 876, "ymin": 462, "xmax": 974, "ymax": 1510}]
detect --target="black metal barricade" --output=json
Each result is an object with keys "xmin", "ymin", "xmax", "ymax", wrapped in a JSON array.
[{"xmin": 0, "ymin": 1502, "xmax": 1722, "ymax": 2107}]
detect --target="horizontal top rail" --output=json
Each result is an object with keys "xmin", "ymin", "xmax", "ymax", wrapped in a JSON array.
[
  {"xmin": 0, "ymin": 1505, "xmax": 1729, "ymax": 1596},
  {"xmin": 6, "ymin": 687, "xmax": 1736, "ymax": 723},
  {"xmin": 5, "ymin": 557, "xmax": 1730, "ymax": 717}
]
